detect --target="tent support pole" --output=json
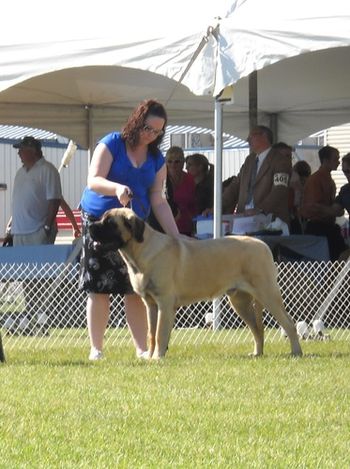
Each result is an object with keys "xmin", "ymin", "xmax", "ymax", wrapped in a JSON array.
[
  {"xmin": 213, "ymin": 99, "xmax": 223, "ymax": 240},
  {"xmin": 212, "ymin": 98, "xmax": 224, "ymax": 330},
  {"xmin": 86, "ymin": 105, "xmax": 94, "ymax": 159},
  {"xmin": 249, "ymin": 70, "xmax": 258, "ymax": 130}
]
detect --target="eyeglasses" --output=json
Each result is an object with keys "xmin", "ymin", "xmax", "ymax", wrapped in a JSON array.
[
  {"xmin": 167, "ymin": 159, "xmax": 183, "ymax": 164},
  {"xmin": 143, "ymin": 124, "xmax": 164, "ymax": 137}
]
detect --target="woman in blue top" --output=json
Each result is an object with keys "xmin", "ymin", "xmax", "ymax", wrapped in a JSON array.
[{"xmin": 79, "ymin": 99, "xmax": 180, "ymax": 360}]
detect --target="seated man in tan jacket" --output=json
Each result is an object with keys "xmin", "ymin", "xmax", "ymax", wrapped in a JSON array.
[{"xmin": 222, "ymin": 126, "xmax": 292, "ymax": 227}]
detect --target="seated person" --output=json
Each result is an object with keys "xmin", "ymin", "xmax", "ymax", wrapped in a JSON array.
[
  {"xmin": 289, "ymin": 160, "xmax": 311, "ymax": 234},
  {"xmin": 165, "ymin": 146, "xmax": 197, "ymax": 236},
  {"xmin": 335, "ymin": 153, "xmax": 350, "ymax": 225},
  {"xmin": 272, "ymin": 141, "xmax": 293, "ymax": 158},
  {"xmin": 147, "ymin": 175, "xmax": 178, "ymax": 233},
  {"xmin": 301, "ymin": 145, "xmax": 347, "ymax": 261},
  {"xmin": 222, "ymin": 126, "xmax": 292, "ymax": 230},
  {"xmin": 185, "ymin": 153, "xmax": 214, "ymax": 214},
  {"xmin": 334, "ymin": 153, "xmax": 350, "ymax": 260},
  {"xmin": 222, "ymin": 174, "xmax": 238, "ymax": 190}
]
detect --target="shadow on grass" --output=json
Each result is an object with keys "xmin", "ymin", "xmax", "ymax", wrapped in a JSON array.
[
  {"xmin": 3, "ymin": 341, "xmax": 350, "ymax": 366},
  {"xmin": 4, "ymin": 358, "xmax": 91, "ymax": 367},
  {"xmin": 302, "ymin": 351, "xmax": 350, "ymax": 359}
]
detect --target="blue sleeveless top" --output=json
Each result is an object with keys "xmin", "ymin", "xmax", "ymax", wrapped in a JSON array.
[{"xmin": 80, "ymin": 132, "xmax": 165, "ymax": 219}]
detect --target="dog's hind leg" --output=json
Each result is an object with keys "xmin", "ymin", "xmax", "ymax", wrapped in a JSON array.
[
  {"xmin": 260, "ymin": 290, "xmax": 302, "ymax": 357},
  {"xmin": 227, "ymin": 290, "xmax": 264, "ymax": 356}
]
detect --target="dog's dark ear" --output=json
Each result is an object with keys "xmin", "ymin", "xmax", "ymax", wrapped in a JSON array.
[
  {"xmin": 122, "ymin": 215, "xmax": 145, "ymax": 243},
  {"xmin": 132, "ymin": 217, "xmax": 145, "ymax": 243}
]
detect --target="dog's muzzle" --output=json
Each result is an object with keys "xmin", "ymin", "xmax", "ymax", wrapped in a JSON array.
[{"xmin": 89, "ymin": 220, "xmax": 124, "ymax": 251}]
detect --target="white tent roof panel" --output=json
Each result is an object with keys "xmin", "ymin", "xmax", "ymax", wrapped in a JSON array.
[{"xmin": 0, "ymin": 1, "xmax": 350, "ymax": 148}]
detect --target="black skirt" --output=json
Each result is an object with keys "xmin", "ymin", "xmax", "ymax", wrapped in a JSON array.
[{"xmin": 78, "ymin": 210, "xmax": 133, "ymax": 295}]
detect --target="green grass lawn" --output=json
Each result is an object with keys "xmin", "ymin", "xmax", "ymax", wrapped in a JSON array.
[{"xmin": 0, "ymin": 341, "xmax": 349, "ymax": 468}]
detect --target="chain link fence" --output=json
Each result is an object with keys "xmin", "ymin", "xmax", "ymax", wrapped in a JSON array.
[{"xmin": 1, "ymin": 260, "xmax": 349, "ymax": 351}]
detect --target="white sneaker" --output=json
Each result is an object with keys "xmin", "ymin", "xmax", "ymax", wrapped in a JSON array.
[
  {"xmin": 89, "ymin": 348, "xmax": 103, "ymax": 361},
  {"xmin": 136, "ymin": 350, "xmax": 149, "ymax": 359}
]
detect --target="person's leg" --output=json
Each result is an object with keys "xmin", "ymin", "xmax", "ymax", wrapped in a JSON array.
[
  {"xmin": 328, "ymin": 224, "xmax": 347, "ymax": 261},
  {"xmin": 305, "ymin": 221, "xmax": 334, "ymax": 260},
  {"xmin": 87, "ymin": 293, "xmax": 110, "ymax": 355},
  {"xmin": 307, "ymin": 221, "xmax": 347, "ymax": 261},
  {"xmin": 124, "ymin": 293, "xmax": 148, "ymax": 356},
  {"xmin": 14, "ymin": 231, "xmax": 50, "ymax": 335}
]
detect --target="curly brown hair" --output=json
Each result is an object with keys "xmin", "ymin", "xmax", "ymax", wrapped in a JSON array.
[
  {"xmin": 121, "ymin": 99, "xmax": 167, "ymax": 155},
  {"xmin": 293, "ymin": 160, "xmax": 311, "ymax": 178}
]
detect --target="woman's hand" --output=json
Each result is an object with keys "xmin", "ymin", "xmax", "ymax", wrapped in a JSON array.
[
  {"xmin": 116, "ymin": 185, "xmax": 133, "ymax": 207},
  {"xmin": 202, "ymin": 208, "xmax": 213, "ymax": 217}
]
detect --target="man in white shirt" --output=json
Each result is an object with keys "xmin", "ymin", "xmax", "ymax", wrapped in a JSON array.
[
  {"xmin": 4, "ymin": 136, "xmax": 62, "ymax": 334},
  {"xmin": 7, "ymin": 136, "xmax": 62, "ymax": 246}
]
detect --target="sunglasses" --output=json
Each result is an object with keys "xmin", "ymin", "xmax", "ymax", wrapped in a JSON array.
[{"xmin": 143, "ymin": 124, "xmax": 164, "ymax": 137}]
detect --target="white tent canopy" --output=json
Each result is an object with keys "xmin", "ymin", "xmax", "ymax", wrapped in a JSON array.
[
  {"xmin": 0, "ymin": 0, "xmax": 229, "ymax": 148},
  {"xmin": 0, "ymin": 1, "xmax": 350, "ymax": 148}
]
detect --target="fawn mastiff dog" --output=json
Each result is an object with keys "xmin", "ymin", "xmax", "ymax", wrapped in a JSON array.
[{"xmin": 89, "ymin": 208, "xmax": 302, "ymax": 359}]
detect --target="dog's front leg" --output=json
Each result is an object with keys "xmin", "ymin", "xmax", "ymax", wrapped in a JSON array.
[
  {"xmin": 153, "ymin": 302, "xmax": 176, "ymax": 360},
  {"xmin": 144, "ymin": 300, "xmax": 158, "ymax": 359}
]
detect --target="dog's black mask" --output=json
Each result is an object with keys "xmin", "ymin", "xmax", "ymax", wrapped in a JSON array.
[{"xmin": 89, "ymin": 218, "xmax": 125, "ymax": 251}]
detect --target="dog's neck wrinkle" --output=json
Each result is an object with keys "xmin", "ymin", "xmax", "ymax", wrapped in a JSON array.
[
  {"xmin": 129, "ymin": 229, "xmax": 165, "ymax": 260},
  {"xmin": 121, "ymin": 225, "xmax": 175, "ymax": 274}
]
